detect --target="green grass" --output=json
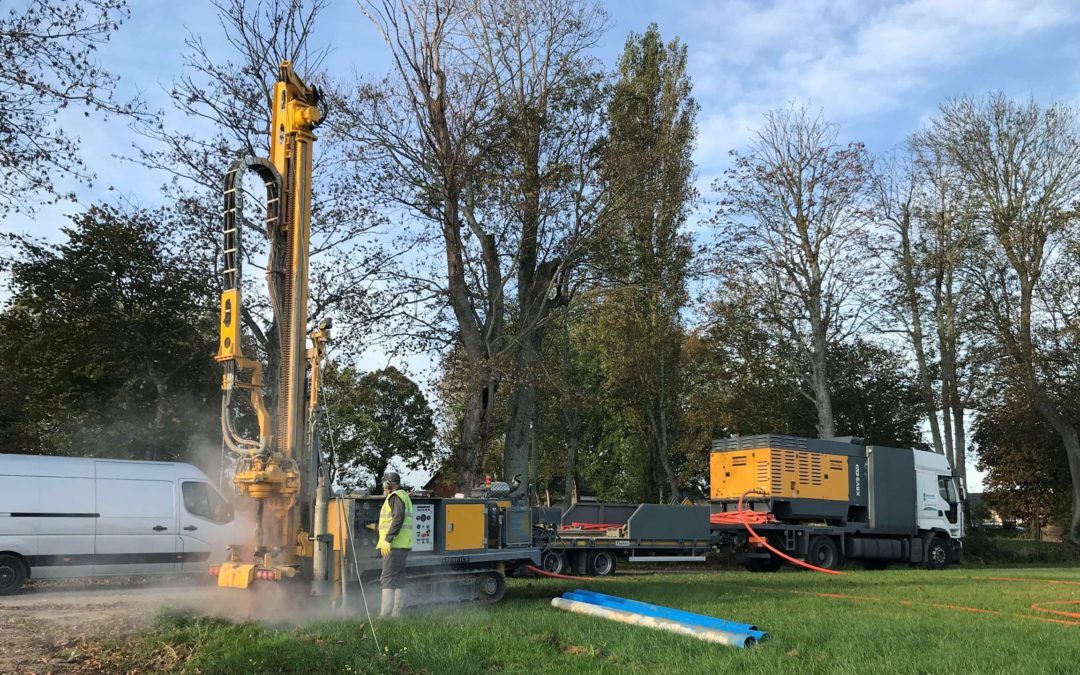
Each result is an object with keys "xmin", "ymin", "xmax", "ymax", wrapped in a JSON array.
[{"xmin": 71, "ymin": 567, "xmax": 1080, "ymax": 674}]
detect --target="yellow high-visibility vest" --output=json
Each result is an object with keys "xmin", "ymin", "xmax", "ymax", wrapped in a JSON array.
[{"xmin": 377, "ymin": 489, "xmax": 414, "ymax": 549}]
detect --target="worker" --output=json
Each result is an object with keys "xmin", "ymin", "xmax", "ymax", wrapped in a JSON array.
[{"xmin": 377, "ymin": 471, "xmax": 413, "ymax": 617}]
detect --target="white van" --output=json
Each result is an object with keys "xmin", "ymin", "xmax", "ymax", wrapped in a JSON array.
[{"xmin": 0, "ymin": 453, "xmax": 240, "ymax": 594}]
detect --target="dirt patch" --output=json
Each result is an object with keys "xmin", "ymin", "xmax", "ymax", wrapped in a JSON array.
[{"xmin": 0, "ymin": 578, "xmax": 243, "ymax": 674}]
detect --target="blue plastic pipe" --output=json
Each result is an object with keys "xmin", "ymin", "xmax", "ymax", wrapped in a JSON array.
[
  {"xmin": 566, "ymin": 589, "xmax": 766, "ymax": 641},
  {"xmin": 551, "ymin": 597, "xmax": 756, "ymax": 648}
]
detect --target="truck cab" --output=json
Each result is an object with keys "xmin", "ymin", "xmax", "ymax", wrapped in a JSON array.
[{"xmin": 913, "ymin": 450, "xmax": 964, "ymax": 543}]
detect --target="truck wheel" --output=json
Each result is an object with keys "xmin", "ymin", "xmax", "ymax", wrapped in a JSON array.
[
  {"xmin": 569, "ymin": 551, "xmax": 589, "ymax": 576},
  {"xmin": 540, "ymin": 550, "xmax": 567, "ymax": 576},
  {"xmin": 0, "ymin": 554, "xmax": 27, "ymax": 596},
  {"xmin": 588, "ymin": 551, "xmax": 617, "ymax": 577},
  {"xmin": 807, "ymin": 536, "xmax": 842, "ymax": 571},
  {"xmin": 924, "ymin": 537, "xmax": 951, "ymax": 570}
]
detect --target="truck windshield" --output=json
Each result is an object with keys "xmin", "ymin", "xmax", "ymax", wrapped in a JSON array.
[{"xmin": 182, "ymin": 481, "xmax": 234, "ymax": 523}]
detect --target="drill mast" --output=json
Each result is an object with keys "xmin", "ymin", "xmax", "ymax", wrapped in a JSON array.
[{"xmin": 214, "ymin": 61, "xmax": 329, "ymax": 588}]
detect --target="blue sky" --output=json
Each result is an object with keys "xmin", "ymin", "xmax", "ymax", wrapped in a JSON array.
[
  {"xmin": 5, "ymin": 0, "xmax": 1078, "ymax": 488},
  {"xmin": 6, "ymin": 0, "xmax": 1080, "ymax": 241}
]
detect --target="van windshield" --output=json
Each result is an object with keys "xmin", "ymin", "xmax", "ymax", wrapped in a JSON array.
[{"xmin": 182, "ymin": 481, "xmax": 233, "ymax": 523}]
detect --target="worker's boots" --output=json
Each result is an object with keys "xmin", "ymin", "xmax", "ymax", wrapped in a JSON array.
[
  {"xmin": 380, "ymin": 588, "xmax": 394, "ymax": 618},
  {"xmin": 392, "ymin": 588, "xmax": 407, "ymax": 617}
]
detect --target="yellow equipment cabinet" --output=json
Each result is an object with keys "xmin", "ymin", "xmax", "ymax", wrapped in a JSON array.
[
  {"xmin": 445, "ymin": 503, "xmax": 487, "ymax": 551},
  {"xmin": 710, "ymin": 435, "xmax": 868, "ymax": 523},
  {"xmin": 711, "ymin": 447, "xmax": 849, "ymax": 502}
]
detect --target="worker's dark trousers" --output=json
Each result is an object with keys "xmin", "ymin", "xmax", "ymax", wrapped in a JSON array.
[{"xmin": 380, "ymin": 548, "xmax": 410, "ymax": 589}]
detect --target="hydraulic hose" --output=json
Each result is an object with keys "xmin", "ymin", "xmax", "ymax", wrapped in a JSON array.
[
  {"xmin": 525, "ymin": 564, "xmax": 600, "ymax": 582},
  {"xmin": 736, "ymin": 490, "xmax": 846, "ymax": 576}
]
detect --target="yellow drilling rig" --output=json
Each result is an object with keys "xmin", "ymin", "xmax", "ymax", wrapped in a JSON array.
[
  {"xmin": 212, "ymin": 60, "xmax": 333, "ymax": 593},
  {"xmin": 210, "ymin": 62, "xmax": 539, "ymax": 605}
]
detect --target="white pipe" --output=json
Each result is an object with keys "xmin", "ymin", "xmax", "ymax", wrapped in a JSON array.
[
  {"xmin": 550, "ymin": 598, "xmax": 755, "ymax": 648},
  {"xmin": 311, "ymin": 473, "xmax": 330, "ymax": 595}
]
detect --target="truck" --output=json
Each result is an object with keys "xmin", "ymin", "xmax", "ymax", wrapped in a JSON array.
[
  {"xmin": 709, "ymin": 435, "xmax": 965, "ymax": 571},
  {"xmin": 531, "ymin": 434, "xmax": 965, "ymax": 575}
]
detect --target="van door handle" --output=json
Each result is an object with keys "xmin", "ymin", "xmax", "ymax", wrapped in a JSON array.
[
  {"xmin": 152, "ymin": 525, "xmax": 168, "ymax": 531},
  {"xmin": 183, "ymin": 525, "xmax": 198, "ymax": 531}
]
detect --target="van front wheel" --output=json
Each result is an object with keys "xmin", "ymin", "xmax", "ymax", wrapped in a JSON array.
[{"xmin": 0, "ymin": 554, "xmax": 27, "ymax": 595}]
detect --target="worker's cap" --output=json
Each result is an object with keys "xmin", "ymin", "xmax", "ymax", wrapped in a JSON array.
[{"xmin": 382, "ymin": 471, "xmax": 401, "ymax": 486}]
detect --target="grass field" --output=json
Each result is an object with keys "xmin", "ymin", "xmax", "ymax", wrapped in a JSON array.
[{"xmin": 72, "ymin": 566, "xmax": 1080, "ymax": 674}]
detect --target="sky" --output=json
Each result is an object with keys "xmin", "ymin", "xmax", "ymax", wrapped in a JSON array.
[
  {"xmin": 5, "ymin": 0, "xmax": 1080, "ymax": 489},
  {"xmin": 7, "ymin": 0, "xmax": 1080, "ymax": 243}
]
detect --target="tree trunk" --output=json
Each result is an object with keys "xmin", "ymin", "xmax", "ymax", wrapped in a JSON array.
[
  {"xmin": 809, "ymin": 322, "xmax": 835, "ymax": 438},
  {"xmin": 564, "ymin": 433, "xmax": 578, "ymax": 509},
  {"xmin": 504, "ymin": 330, "xmax": 543, "ymax": 495},
  {"xmin": 898, "ymin": 213, "xmax": 945, "ymax": 454},
  {"xmin": 952, "ymin": 401, "xmax": 967, "ymax": 490},
  {"xmin": 651, "ymin": 355, "xmax": 680, "ymax": 501},
  {"xmin": 458, "ymin": 372, "xmax": 499, "ymax": 491}
]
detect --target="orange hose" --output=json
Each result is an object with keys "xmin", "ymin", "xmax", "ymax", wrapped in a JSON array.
[
  {"xmin": 981, "ymin": 576, "xmax": 1080, "ymax": 586},
  {"xmin": 525, "ymin": 564, "xmax": 599, "ymax": 582},
  {"xmin": 750, "ymin": 583, "xmax": 1080, "ymax": 627},
  {"xmin": 711, "ymin": 510, "xmax": 776, "ymax": 525},
  {"xmin": 736, "ymin": 490, "xmax": 846, "ymax": 576},
  {"xmin": 1030, "ymin": 601, "xmax": 1080, "ymax": 619}
]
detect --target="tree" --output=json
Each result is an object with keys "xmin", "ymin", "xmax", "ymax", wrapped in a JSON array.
[
  {"xmin": 533, "ymin": 301, "xmax": 610, "ymax": 506},
  {"xmin": 927, "ymin": 94, "xmax": 1080, "ymax": 542},
  {"xmin": 321, "ymin": 365, "xmax": 440, "ymax": 492},
  {"xmin": 470, "ymin": 0, "xmax": 608, "ymax": 498},
  {"xmin": 975, "ymin": 384, "xmax": 1074, "ymax": 538},
  {"xmin": 591, "ymin": 24, "xmax": 697, "ymax": 500},
  {"xmin": 871, "ymin": 141, "xmax": 977, "ymax": 486},
  {"xmin": 0, "ymin": 0, "xmax": 144, "ymax": 213},
  {"xmin": 714, "ymin": 104, "xmax": 872, "ymax": 439},
  {"xmin": 345, "ymin": 0, "xmax": 606, "ymax": 491},
  {"xmin": 0, "ymin": 205, "xmax": 218, "ymax": 460},
  {"xmin": 686, "ymin": 287, "xmax": 922, "ymax": 457},
  {"xmin": 827, "ymin": 340, "xmax": 923, "ymax": 449}
]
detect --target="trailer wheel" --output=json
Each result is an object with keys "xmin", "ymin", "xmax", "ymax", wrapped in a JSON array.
[
  {"xmin": 540, "ymin": 550, "xmax": 567, "ymax": 576},
  {"xmin": 588, "ymin": 551, "xmax": 617, "ymax": 577},
  {"xmin": 924, "ymin": 537, "xmax": 951, "ymax": 570},
  {"xmin": 0, "ymin": 554, "xmax": 26, "ymax": 596},
  {"xmin": 807, "ymin": 536, "xmax": 842, "ymax": 571}
]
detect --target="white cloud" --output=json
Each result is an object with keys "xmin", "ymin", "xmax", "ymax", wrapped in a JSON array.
[{"xmin": 686, "ymin": 0, "xmax": 1080, "ymax": 170}]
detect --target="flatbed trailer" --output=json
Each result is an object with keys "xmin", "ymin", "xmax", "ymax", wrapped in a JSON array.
[{"xmin": 535, "ymin": 502, "xmax": 712, "ymax": 576}]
